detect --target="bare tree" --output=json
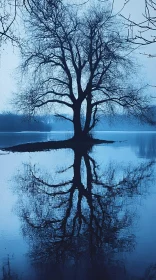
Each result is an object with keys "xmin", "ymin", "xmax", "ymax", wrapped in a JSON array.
[{"xmin": 14, "ymin": 1, "xmax": 154, "ymax": 141}]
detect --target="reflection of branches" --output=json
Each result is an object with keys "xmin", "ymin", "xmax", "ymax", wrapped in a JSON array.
[
  {"xmin": 94, "ymin": 161, "xmax": 154, "ymax": 197},
  {"xmin": 14, "ymin": 148, "xmax": 155, "ymax": 278},
  {"xmin": 134, "ymin": 134, "xmax": 156, "ymax": 159},
  {"xmin": 1, "ymin": 256, "xmax": 20, "ymax": 280},
  {"xmin": 144, "ymin": 263, "xmax": 156, "ymax": 279}
]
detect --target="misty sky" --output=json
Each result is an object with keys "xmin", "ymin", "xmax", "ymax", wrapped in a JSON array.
[{"xmin": 0, "ymin": 0, "xmax": 156, "ymax": 113}]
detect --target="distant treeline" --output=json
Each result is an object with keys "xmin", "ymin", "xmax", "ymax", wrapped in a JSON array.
[
  {"xmin": 95, "ymin": 114, "xmax": 156, "ymax": 131},
  {"xmin": 0, "ymin": 113, "xmax": 52, "ymax": 132},
  {"xmin": 51, "ymin": 113, "xmax": 156, "ymax": 131},
  {"xmin": 0, "ymin": 111, "xmax": 156, "ymax": 132}
]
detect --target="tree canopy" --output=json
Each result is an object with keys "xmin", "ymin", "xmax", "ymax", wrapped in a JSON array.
[{"xmin": 12, "ymin": 0, "xmax": 154, "ymax": 140}]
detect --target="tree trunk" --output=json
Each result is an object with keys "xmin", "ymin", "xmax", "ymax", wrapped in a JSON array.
[
  {"xmin": 73, "ymin": 103, "xmax": 83, "ymax": 140},
  {"xmin": 83, "ymin": 95, "xmax": 92, "ymax": 138},
  {"xmin": 73, "ymin": 97, "xmax": 93, "ymax": 141}
]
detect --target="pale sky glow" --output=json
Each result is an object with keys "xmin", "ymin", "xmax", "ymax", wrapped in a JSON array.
[
  {"xmin": 0, "ymin": 0, "xmax": 156, "ymax": 112},
  {"xmin": 0, "ymin": 45, "xmax": 20, "ymax": 112}
]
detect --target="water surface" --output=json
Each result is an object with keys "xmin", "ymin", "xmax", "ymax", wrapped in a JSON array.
[{"xmin": 0, "ymin": 131, "xmax": 156, "ymax": 279}]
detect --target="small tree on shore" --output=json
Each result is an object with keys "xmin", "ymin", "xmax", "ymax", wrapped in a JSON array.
[{"xmin": 15, "ymin": 1, "xmax": 153, "ymax": 140}]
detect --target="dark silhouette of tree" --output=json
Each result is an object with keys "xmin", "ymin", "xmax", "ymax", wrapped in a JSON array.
[
  {"xmin": 13, "ymin": 0, "xmax": 154, "ymax": 142},
  {"xmin": 13, "ymin": 147, "xmax": 155, "ymax": 279}
]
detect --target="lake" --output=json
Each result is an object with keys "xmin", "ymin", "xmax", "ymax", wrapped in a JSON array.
[{"xmin": 0, "ymin": 131, "xmax": 156, "ymax": 279}]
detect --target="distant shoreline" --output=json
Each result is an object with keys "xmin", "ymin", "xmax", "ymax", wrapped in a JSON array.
[{"xmin": 0, "ymin": 130, "xmax": 156, "ymax": 133}]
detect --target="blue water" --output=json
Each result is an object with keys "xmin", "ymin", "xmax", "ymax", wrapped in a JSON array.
[{"xmin": 0, "ymin": 131, "xmax": 156, "ymax": 279}]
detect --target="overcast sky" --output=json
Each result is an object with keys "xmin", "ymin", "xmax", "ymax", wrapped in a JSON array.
[{"xmin": 0, "ymin": 0, "xmax": 155, "ymax": 113}]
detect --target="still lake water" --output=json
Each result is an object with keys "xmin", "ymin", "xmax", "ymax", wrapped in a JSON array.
[{"xmin": 0, "ymin": 131, "xmax": 156, "ymax": 279}]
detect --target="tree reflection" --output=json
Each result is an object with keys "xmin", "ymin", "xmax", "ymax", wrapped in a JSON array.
[
  {"xmin": 14, "ymin": 147, "xmax": 155, "ymax": 279},
  {"xmin": 135, "ymin": 133, "xmax": 156, "ymax": 159}
]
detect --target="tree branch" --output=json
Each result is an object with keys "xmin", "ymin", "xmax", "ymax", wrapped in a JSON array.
[
  {"xmin": 55, "ymin": 113, "xmax": 73, "ymax": 123},
  {"xmin": 35, "ymin": 99, "xmax": 73, "ymax": 108}
]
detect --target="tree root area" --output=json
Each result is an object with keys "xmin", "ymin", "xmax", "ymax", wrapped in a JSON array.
[{"xmin": 1, "ymin": 138, "xmax": 115, "ymax": 153}]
